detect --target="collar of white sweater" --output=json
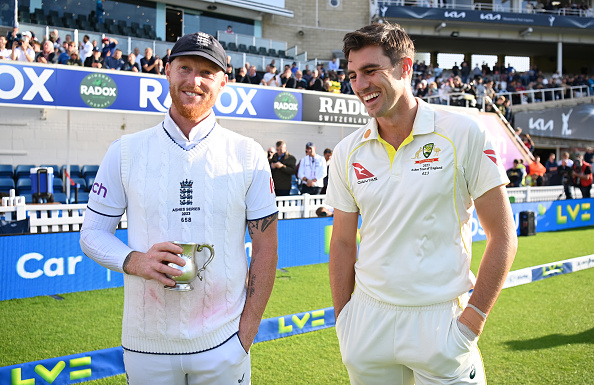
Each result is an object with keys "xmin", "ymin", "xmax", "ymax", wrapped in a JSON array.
[{"xmin": 164, "ymin": 111, "xmax": 216, "ymax": 151}]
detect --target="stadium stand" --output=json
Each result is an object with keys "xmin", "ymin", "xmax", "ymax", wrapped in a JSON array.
[
  {"xmin": 81, "ymin": 165, "xmax": 99, "ymax": 180},
  {"xmin": 0, "ymin": 165, "xmax": 14, "ymax": 179},
  {"xmin": 0, "ymin": 178, "xmax": 15, "ymax": 194},
  {"xmin": 62, "ymin": 165, "xmax": 81, "ymax": 179},
  {"xmin": 14, "ymin": 165, "xmax": 35, "ymax": 181},
  {"xmin": 16, "ymin": 178, "xmax": 32, "ymax": 195}
]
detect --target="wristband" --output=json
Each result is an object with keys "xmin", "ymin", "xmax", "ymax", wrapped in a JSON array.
[
  {"xmin": 459, "ymin": 307, "xmax": 485, "ymax": 337},
  {"xmin": 467, "ymin": 303, "xmax": 487, "ymax": 319}
]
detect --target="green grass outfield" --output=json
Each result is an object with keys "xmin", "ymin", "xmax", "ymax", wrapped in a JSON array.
[{"xmin": 1, "ymin": 227, "xmax": 593, "ymax": 384}]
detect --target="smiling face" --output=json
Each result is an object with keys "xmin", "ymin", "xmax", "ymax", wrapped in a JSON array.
[
  {"xmin": 165, "ymin": 55, "xmax": 227, "ymax": 129},
  {"xmin": 347, "ymin": 45, "xmax": 413, "ymax": 121}
]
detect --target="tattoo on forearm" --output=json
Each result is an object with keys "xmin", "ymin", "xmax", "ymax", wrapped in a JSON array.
[
  {"xmin": 248, "ymin": 274, "xmax": 256, "ymax": 297},
  {"xmin": 247, "ymin": 213, "xmax": 277, "ymax": 236}
]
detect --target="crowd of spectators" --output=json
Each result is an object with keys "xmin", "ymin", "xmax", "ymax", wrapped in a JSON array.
[
  {"xmin": 1, "ymin": 26, "xmax": 168, "ymax": 74},
  {"xmin": 506, "ymin": 148, "xmax": 593, "ymax": 199},
  {"xmin": 228, "ymin": 58, "xmax": 354, "ymax": 94},
  {"xmin": 409, "ymin": 60, "xmax": 594, "ymax": 117}
]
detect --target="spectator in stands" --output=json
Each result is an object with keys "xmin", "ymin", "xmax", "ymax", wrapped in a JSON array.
[
  {"xmin": 316, "ymin": 206, "xmax": 334, "ymax": 217},
  {"xmin": 294, "ymin": 70, "xmax": 307, "ymax": 89},
  {"xmin": 6, "ymin": 24, "xmax": 20, "ymax": 49},
  {"xmin": 235, "ymin": 66, "xmax": 249, "ymax": 83},
  {"xmin": 308, "ymin": 69, "xmax": 324, "ymax": 91},
  {"xmin": 291, "ymin": 62, "xmax": 299, "ymax": 75},
  {"xmin": 584, "ymin": 147, "xmax": 594, "ymax": 164},
  {"xmin": 321, "ymin": 148, "xmax": 332, "ymax": 194},
  {"xmin": 297, "ymin": 142, "xmax": 326, "ymax": 195},
  {"xmin": 35, "ymin": 40, "xmax": 56, "ymax": 64},
  {"xmin": 247, "ymin": 65, "xmax": 262, "ymax": 84},
  {"xmin": 49, "ymin": 29, "xmax": 60, "ymax": 45},
  {"xmin": 572, "ymin": 154, "xmax": 593, "ymax": 198},
  {"xmin": 545, "ymin": 153, "xmax": 560, "ymax": 185},
  {"xmin": 460, "ymin": 61, "xmax": 471, "ymax": 84},
  {"xmin": 261, "ymin": 64, "xmax": 281, "ymax": 86},
  {"xmin": 225, "ymin": 25, "xmax": 233, "ymax": 34},
  {"xmin": 11, "ymin": 31, "xmax": 35, "ymax": 62},
  {"xmin": 162, "ymin": 49, "xmax": 171, "ymax": 65},
  {"xmin": 31, "ymin": 39, "xmax": 41, "ymax": 54},
  {"xmin": 225, "ymin": 63, "xmax": 236, "ymax": 82},
  {"xmin": 328, "ymin": 57, "xmax": 340, "ymax": 71},
  {"xmin": 141, "ymin": 47, "xmax": 163, "ymax": 74},
  {"xmin": 280, "ymin": 66, "xmax": 296, "ymax": 88},
  {"xmin": 56, "ymin": 41, "xmax": 71, "ymax": 64},
  {"xmin": 559, "ymin": 151, "xmax": 574, "ymax": 198},
  {"xmin": 122, "ymin": 52, "xmax": 140, "ymax": 72},
  {"xmin": 506, "ymin": 159, "xmax": 524, "ymax": 187},
  {"xmin": 105, "ymin": 48, "xmax": 125, "ymax": 70},
  {"xmin": 269, "ymin": 140, "xmax": 297, "ymax": 197},
  {"xmin": 84, "ymin": 47, "xmax": 104, "ymax": 68},
  {"xmin": 529, "ymin": 155, "xmax": 547, "ymax": 186},
  {"xmin": 66, "ymin": 50, "xmax": 83, "ymax": 66},
  {"xmin": 521, "ymin": 133, "xmax": 535, "ymax": 153},
  {"xmin": 79, "ymin": 35, "xmax": 93, "ymax": 62},
  {"xmin": 338, "ymin": 70, "xmax": 354, "ymax": 94},
  {"xmin": 0, "ymin": 36, "xmax": 10, "ymax": 60},
  {"xmin": 133, "ymin": 47, "xmax": 143, "ymax": 65},
  {"xmin": 101, "ymin": 37, "xmax": 118, "ymax": 58}
]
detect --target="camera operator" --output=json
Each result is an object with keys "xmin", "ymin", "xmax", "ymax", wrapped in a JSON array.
[
  {"xmin": 558, "ymin": 152, "xmax": 574, "ymax": 199},
  {"xmin": 572, "ymin": 155, "xmax": 593, "ymax": 198},
  {"xmin": 11, "ymin": 31, "xmax": 35, "ymax": 62}
]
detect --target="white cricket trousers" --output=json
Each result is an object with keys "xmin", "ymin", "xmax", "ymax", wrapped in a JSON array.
[
  {"xmin": 123, "ymin": 333, "xmax": 251, "ymax": 385},
  {"xmin": 335, "ymin": 288, "xmax": 486, "ymax": 385}
]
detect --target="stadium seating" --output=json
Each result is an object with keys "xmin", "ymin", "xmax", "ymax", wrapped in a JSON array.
[
  {"xmin": 0, "ymin": 178, "xmax": 15, "ymax": 194},
  {"xmin": 71, "ymin": 177, "xmax": 87, "ymax": 191},
  {"xmin": 14, "ymin": 165, "xmax": 35, "ymax": 181},
  {"xmin": 40, "ymin": 165, "xmax": 61, "ymax": 179},
  {"xmin": 53, "ymin": 178, "xmax": 64, "ymax": 193},
  {"xmin": 69, "ymin": 191, "xmax": 89, "ymax": 204},
  {"xmin": 0, "ymin": 165, "xmax": 13, "ymax": 179},
  {"xmin": 16, "ymin": 178, "xmax": 32, "ymax": 195},
  {"xmin": 85, "ymin": 176, "xmax": 95, "ymax": 192},
  {"xmin": 227, "ymin": 42, "xmax": 238, "ymax": 52},
  {"xmin": 62, "ymin": 165, "xmax": 81, "ymax": 179},
  {"xmin": 81, "ymin": 165, "xmax": 99, "ymax": 179},
  {"xmin": 52, "ymin": 192, "xmax": 69, "ymax": 204},
  {"xmin": 238, "ymin": 44, "xmax": 248, "ymax": 53}
]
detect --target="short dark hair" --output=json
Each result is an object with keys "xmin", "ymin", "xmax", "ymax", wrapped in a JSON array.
[
  {"xmin": 276, "ymin": 140, "xmax": 286, "ymax": 147},
  {"xmin": 343, "ymin": 22, "xmax": 415, "ymax": 67}
]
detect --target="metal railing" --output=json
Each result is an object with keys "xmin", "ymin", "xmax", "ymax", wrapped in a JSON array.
[
  {"xmin": 421, "ymin": 85, "xmax": 592, "ymax": 109},
  {"xmin": 1, "ymin": 187, "xmax": 590, "ymax": 234},
  {"xmin": 378, "ymin": 0, "xmax": 594, "ymax": 18}
]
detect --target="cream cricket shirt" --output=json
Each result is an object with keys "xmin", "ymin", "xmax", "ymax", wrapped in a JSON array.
[{"xmin": 326, "ymin": 98, "xmax": 509, "ymax": 306}]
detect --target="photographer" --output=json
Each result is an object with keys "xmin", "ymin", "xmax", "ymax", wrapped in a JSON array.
[
  {"xmin": 11, "ymin": 31, "xmax": 35, "ymax": 62},
  {"xmin": 558, "ymin": 152, "xmax": 574, "ymax": 199},
  {"xmin": 261, "ymin": 64, "xmax": 280, "ymax": 87},
  {"xmin": 572, "ymin": 155, "xmax": 593, "ymax": 198}
]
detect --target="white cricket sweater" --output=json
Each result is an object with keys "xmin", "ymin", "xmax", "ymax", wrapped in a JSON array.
[{"xmin": 120, "ymin": 123, "xmax": 261, "ymax": 354}]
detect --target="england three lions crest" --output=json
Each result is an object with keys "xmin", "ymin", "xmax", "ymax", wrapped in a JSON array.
[{"xmin": 180, "ymin": 179, "xmax": 193, "ymax": 206}]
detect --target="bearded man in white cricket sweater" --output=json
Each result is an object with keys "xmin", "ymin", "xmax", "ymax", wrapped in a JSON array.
[{"xmin": 80, "ymin": 32, "xmax": 278, "ymax": 384}]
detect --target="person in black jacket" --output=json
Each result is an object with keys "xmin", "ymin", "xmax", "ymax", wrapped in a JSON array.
[{"xmin": 269, "ymin": 140, "xmax": 297, "ymax": 196}]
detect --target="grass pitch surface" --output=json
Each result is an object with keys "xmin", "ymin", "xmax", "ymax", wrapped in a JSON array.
[{"xmin": 1, "ymin": 227, "xmax": 592, "ymax": 384}]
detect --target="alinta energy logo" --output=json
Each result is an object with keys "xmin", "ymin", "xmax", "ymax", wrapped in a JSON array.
[
  {"xmin": 80, "ymin": 73, "xmax": 117, "ymax": 108},
  {"xmin": 273, "ymin": 92, "xmax": 299, "ymax": 120}
]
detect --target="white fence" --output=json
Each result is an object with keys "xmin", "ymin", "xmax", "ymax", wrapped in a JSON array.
[{"xmin": 0, "ymin": 187, "xmax": 590, "ymax": 234}]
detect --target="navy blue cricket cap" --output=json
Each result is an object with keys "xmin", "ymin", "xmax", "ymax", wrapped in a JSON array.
[{"xmin": 169, "ymin": 32, "xmax": 226, "ymax": 71}]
